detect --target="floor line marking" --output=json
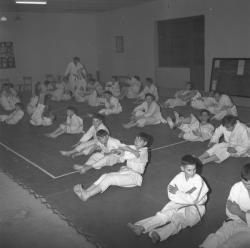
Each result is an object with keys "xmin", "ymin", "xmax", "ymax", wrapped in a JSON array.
[
  {"xmin": 0, "ymin": 142, "xmax": 56, "ymax": 179},
  {"xmin": 54, "ymin": 170, "xmax": 79, "ymax": 179},
  {"xmin": 151, "ymin": 140, "xmax": 188, "ymax": 151}
]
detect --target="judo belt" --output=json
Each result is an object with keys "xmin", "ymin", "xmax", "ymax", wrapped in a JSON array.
[{"xmin": 176, "ymin": 179, "xmax": 205, "ymax": 221}]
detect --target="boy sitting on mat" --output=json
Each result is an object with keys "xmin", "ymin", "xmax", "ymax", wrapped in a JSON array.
[
  {"xmin": 46, "ymin": 106, "xmax": 83, "ymax": 138},
  {"xmin": 199, "ymin": 115, "xmax": 250, "ymax": 164},
  {"xmin": 0, "ymin": 102, "xmax": 24, "ymax": 125},
  {"xmin": 166, "ymin": 109, "xmax": 214, "ymax": 142},
  {"xmin": 60, "ymin": 113, "xmax": 109, "ymax": 158},
  {"xmin": 73, "ymin": 132, "xmax": 149, "ymax": 201},
  {"xmin": 73, "ymin": 129, "xmax": 138, "ymax": 174},
  {"xmin": 200, "ymin": 163, "xmax": 250, "ymax": 248},
  {"xmin": 128, "ymin": 155, "xmax": 208, "ymax": 244}
]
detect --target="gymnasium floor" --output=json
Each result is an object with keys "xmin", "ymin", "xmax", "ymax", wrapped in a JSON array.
[{"xmin": 1, "ymin": 94, "xmax": 250, "ymax": 248}]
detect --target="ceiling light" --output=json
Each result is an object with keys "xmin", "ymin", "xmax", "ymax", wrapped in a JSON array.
[
  {"xmin": 15, "ymin": 1, "xmax": 47, "ymax": 5},
  {"xmin": 0, "ymin": 16, "xmax": 7, "ymax": 22}
]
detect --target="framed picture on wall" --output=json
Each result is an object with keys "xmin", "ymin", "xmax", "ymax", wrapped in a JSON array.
[
  {"xmin": 0, "ymin": 41, "xmax": 16, "ymax": 69},
  {"xmin": 115, "ymin": 36, "xmax": 124, "ymax": 53}
]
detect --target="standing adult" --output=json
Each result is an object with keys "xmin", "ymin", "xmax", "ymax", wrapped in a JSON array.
[{"xmin": 64, "ymin": 56, "xmax": 87, "ymax": 94}]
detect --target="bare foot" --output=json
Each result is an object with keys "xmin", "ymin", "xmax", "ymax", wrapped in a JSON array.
[
  {"xmin": 150, "ymin": 231, "xmax": 160, "ymax": 244},
  {"xmin": 73, "ymin": 184, "xmax": 88, "ymax": 201},
  {"xmin": 127, "ymin": 223, "xmax": 144, "ymax": 236},
  {"xmin": 73, "ymin": 164, "xmax": 83, "ymax": 171}
]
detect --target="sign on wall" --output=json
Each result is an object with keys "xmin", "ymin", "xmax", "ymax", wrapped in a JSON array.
[{"xmin": 0, "ymin": 41, "xmax": 16, "ymax": 69}]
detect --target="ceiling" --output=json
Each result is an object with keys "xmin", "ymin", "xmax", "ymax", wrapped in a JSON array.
[{"xmin": 0, "ymin": 0, "xmax": 157, "ymax": 13}]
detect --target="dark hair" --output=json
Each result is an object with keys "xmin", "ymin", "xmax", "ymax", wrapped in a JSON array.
[
  {"xmin": 146, "ymin": 77, "xmax": 153, "ymax": 84},
  {"xmin": 136, "ymin": 132, "xmax": 149, "ymax": 146},
  {"xmin": 241, "ymin": 163, "xmax": 250, "ymax": 181},
  {"xmin": 181, "ymin": 154, "xmax": 199, "ymax": 167},
  {"xmin": 222, "ymin": 115, "xmax": 237, "ymax": 127},
  {"xmin": 73, "ymin": 56, "xmax": 80, "ymax": 61},
  {"xmin": 67, "ymin": 106, "xmax": 77, "ymax": 114},
  {"xmin": 96, "ymin": 129, "xmax": 109, "ymax": 138},
  {"xmin": 145, "ymin": 93, "xmax": 155, "ymax": 101},
  {"xmin": 15, "ymin": 102, "xmax": 24, "ymax": 110},
  {"xmin": 92, "ymin": 113, "xmax": 105, "ymax": 122},
  {"xmin": 134, "ymin": 76, "xmax": 140, "ymax": 81},
  {"xmin": 104, "ymin": 90, "xmax": 113, "ymax": 96},
  {"xmin": 186, "ymin": 81, "xmax": 193, "ymax": 89}
]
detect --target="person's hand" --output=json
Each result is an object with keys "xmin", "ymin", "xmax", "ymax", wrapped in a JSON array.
[
  {"xmin": 227, "ymin": 147, "xmax": 237, "ymax": 154},
  {"xmin": 192, "ymin": 129, "xmax": 201, "ymax": 136},
  {"xmin": 227, "ymin": 200, "xmax": 242, "ymax": 216},
  {"xmin": 168, "ymin": 184, "xmax": 178, "ymax": 194}
]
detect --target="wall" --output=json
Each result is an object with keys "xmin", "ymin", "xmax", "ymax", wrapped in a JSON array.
[
  {"xmin": 0, "ymin": 12, "xmax": 98, "ymax": 84},
  {"xmin": 97, "ymin": 0, "xmax": 250, "ymax": 90}
]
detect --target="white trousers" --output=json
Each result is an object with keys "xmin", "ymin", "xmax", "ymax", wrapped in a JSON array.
[
  {"xmin": 86, "ymin": 153, "xmax": 121, "ymax": 169},
  {"xmin": 75, "ymin": 139, "xmax": 96, "ymax": 155},
  {"xmin": 200, "ymin": 220, "xmax": 250, "ymax": 248}
]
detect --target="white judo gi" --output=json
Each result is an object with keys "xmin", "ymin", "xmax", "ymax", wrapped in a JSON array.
[
  {"xmin": 208, "ymin": 94, "xmax": 237, "ymax": 121},
  {"xmin": 93, "ymin": 145, "xmax": 148, "ymax": 192},
  {"xmin": 191, "ymin": 96, "xmax": 217, "ymax": 110},
  {"xmin": 134, "ymin": 172, "xmax": 209, "ymax": 241},
  {"xmin": 0, "ymin": 90, "xmax": 20, "ymax": 111},
  {"xmin": 75, "ymin": 123, "xmax": 109, "ymax": 155},
  {"xmin": 165, "ymin": 90, "xmax": 201, "ymax": 108},
  {"xmin": 206, "ymin": 121, "xmax": 250, "ymax": 163},
  {"xmin": 133, "ymin": 101, "xmax": 166, "ymax": 127},
  {"xmin": 26, "ymin": 95, "xmax": 39, "ymax": 115},
  {"xmin": 0, "ymin": 109, "xmax": 24, "ymax": 125},
  {"xmin": 99, "ymin": 96, "xmax": 122, "ymax": 116},
  {"xmin": 30, "ymin": 103, "xmax": 53, "ymax": 126},
  {"xmin": 60, "ymin": 114, "xmax": 83, "ymax": 134},
  {"xmin": 138, "ymin": 84, "xmax": 159, "ymax": 101},
  {"xmin": 65, "ymin": 61, "xmax": 87, "ymax": 93},
  {"xmin": 179, "ymin": 114, "xmax": 214, "ymax": 142},
  {"xmin": 85, "ymin": 137, "xmax": 125, "ymax": 170},
  {"xmin": 105, "ymin": 81, "xmax": 121, "ymax": 97},
  {"xmin": 200, "ymin": 181, "xmax": 250, "ymax": 248}
]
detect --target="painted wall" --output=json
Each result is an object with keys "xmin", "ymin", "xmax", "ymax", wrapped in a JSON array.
[
  {"xmin": 97, "ymin": 0, "xmax": 250, "ymax": 90},
  {"xmin": 0, "ymin": 12, "xmax": 98, "ymax": 84}
]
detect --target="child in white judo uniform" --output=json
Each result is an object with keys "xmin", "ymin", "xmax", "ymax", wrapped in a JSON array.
[
  {"xmin": 137, "ymin": 78, "xmax": 159, "ymax": 102},
  {"xmin": 73, "ymin": 129, "xmax": 136, "ymax": 174},
  {"xmin": 123, "ymin": 93, "xmax": 166, "ymax": 129},
  {"xmin": 60, "ymin": 114, "xmax": 109, "ymax": 158},
  {"xmin": 98, "ymin": 91, "xmax": 122, "ymax": 116},
  {"xmin": 199, "ymin": 115, "xmax": 250, "ymax": 164},
  {"xmin": 0, "ymin": 83, "xmax": 20, "ymax": 111},
  {"xmin": 208, "ymin": 92, "xmax": 237, "ymax": 121},
  {"xmin": 30, "ymin": 93, "xmax": 56, "ymax": 126},
  {"xmin": 167, "ymin": 110, "xmax": 214, "ymax": 142},
  {"xmin": 191, "ymin": 91, "xmax": 216, "ymax": 110},
  {"xmin": 105, "ymin": 77, "xmax": 121, "ymax": 98},
  {"xmin": 46, "ymin": 106, "xmax": 83, "ymax": 138},
  {"xmin": 128, "ymin": 154, "xmax": 209, "ymax": 243},
  {"xmin": 0, "ymin": 103, "xmax": 24, "ymax": 125},
  {"xmin": 73, "ymin": 132, "xmax": 149, "ymax": 201},
  {"xmin": 163, "ymin": 82, "xmax": 201, "ymax": 108},
  {"xmin": 200, "ymin": 163, "xmax": 250, "ymax": 248},
  {"xmin": 119, "ymin": 76, "xmax": 142, "ymax": 100}
]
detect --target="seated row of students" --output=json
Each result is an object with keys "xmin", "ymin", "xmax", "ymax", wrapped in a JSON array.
[{"xmin": 0, "ymin": 83, "xmax": 20, "ymax": 111}]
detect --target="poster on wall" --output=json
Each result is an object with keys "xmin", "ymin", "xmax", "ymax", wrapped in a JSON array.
[{"xmin": 0, "ymin": 41, "xmax": 16, "ymax": 69}]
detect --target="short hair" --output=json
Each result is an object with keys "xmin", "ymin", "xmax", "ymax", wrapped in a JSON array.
[
  {"xmin": 15, "ymin": 102, "xmax": 24, "ymax": 109},
  {"xmin": 136, "ymin": 132, "xmax": 149, "ymax": 146},
  {"xmin": 67, "ymin": 106, "xmax": 77, "ymax": 114},
  {"xmin": 146, "ymin": 77, "xmax": 153, "ymax": 84},
  {"xmin": 145, "ymin": 93, "xmax": 155, "ymax": 100},
  {"xmin": 222, "ymin": 115, "xmax": 237, "ymax": 127},
  {"xmin": 96, "ymin": 129, "xmax": 109, "ymax": 138},
  {"xmin": 181, "ymin": 154, "xmax": 199, "ymax": 167},
  {"xmin": 73, "ymin": 56, "xmax": 80, "ymax": 61},
  {"xmin": 200, "ymin": 109, "xmax": 211, "ymax": 116},
  {"xmin": 92, "ymin": 113, "xmax": 105, "ymax": 122},
  {"xmin": 104, "ymin": 90, "xmax": 113, "ymax": 96},
  {"xmin": 241, "ymin": 163, "xmax": 250, "ymax": 181}
]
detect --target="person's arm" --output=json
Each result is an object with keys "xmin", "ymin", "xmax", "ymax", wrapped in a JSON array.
[
  {"xmin": 226, "ymin": 200, "xmax": 247, "ymax": 222},
  {"xmin": 120, "ymin": 146, "xmax": 140, "ymax": 158},
  {"xmin": 209, "ymin": 125, "xmax": 224, "ymax": 145},
  {"xmin": 144, "ymin": 102, "xmax": 157, "ymax": 118},
  {"xmin": 231, "ymin": 127, "xmax": 250, "ymax": 155}
]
